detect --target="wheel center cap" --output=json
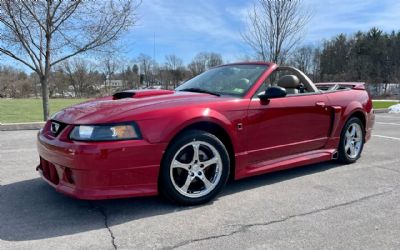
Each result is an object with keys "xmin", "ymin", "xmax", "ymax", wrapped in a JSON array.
[{"xmin": 193, "ymin": 165, "xmax": 201, "ymax": 172}]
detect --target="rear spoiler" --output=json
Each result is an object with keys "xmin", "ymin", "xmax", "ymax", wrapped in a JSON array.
[{"xmin": 315, "ymin": 82, "xmax": 366, "ymax": 90}]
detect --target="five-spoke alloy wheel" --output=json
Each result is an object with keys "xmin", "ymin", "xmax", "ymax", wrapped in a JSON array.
[
  {"xmin": 338, "ymin": 117, "xmax": 365, "ymax": 163},
  {"xmin": 160, "ymin": 130, "xmax": 230, "ymax": 205}
]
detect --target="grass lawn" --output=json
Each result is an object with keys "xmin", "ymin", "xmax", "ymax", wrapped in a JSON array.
[
  {"xmin": 0, "ymin": 98, "xmax": 398, "ymax": 123},
  {"xmin": 372, "ymin": 100, "xmax": 399, "ymax": 109},
  {"xmin": 0, "ymin": 98, "xmax": 88, "ymax": 123}
]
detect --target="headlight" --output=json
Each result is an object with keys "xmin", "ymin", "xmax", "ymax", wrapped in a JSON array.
[{"xmin": 69, "ymin": 122, "xmax": 141, "ymax": 141}]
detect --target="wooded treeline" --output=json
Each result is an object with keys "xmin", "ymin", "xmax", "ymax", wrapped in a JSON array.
[
  {"xmin": 1, "ymin": 28, "xmax": 400, "ymax": 99},
  {"xmin": 289, "ymin": 28, "xmax": 400, "ymax": 97},
  {"xmin": 0, "ymin": 51, "xmax": 223, "ymax": 98},
  {"xmin": 300, "ymin": 28, "xmax": 400, "ymax": 85}
]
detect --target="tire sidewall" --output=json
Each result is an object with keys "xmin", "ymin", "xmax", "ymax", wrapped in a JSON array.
[
  {"xmin": 339, "ymin": 117, "xmax": 365, "ymax": 163},
  {"xmin": 160, "ymin": 130, "xmax": 230, "ymax": 205}
]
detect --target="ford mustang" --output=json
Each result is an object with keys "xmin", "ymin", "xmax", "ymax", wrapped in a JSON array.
[{"xmin": 36, "ymin": 62, "xmax": 375, "ymax": 205}]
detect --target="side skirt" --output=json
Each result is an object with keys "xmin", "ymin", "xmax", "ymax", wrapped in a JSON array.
[{"xmin": 235, "ymin": 149, "xmax": 337, "ymax": 180}]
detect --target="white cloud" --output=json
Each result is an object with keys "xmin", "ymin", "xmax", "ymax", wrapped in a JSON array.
[
  {"xmin": 124, "ymin": 0, "xmax": 252, "ymax": 63},
  {"xmin": 123, "ymin": 0, "xmax": 400, "ymax": 63}
]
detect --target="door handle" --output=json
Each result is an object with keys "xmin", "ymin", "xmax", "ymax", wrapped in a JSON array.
[{"xmin": 315, "ymin": 101, "xmax": 326, "ymax": 108}]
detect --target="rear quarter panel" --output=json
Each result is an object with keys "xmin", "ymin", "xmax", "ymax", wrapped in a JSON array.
[{"xmin": 325, "ymin": 89, "xmax": 373, "ymax": 142}]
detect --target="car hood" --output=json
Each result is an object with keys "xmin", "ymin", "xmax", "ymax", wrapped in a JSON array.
[{"xmin": 52, "ymin": 90, "xmax": 225, "ymax": 124}]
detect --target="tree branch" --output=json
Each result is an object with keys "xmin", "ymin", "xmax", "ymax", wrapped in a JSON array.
[{"xmin": 0, "ymin": 47, "xmax": 38, "ymax": 73}]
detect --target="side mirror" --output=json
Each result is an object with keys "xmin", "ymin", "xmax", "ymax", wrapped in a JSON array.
[{"xmin": 258, "ymin": 86, "xmax": 287, "ymax": 100}]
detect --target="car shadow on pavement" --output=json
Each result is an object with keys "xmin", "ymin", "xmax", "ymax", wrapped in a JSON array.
[{"xmin": 0, "ymin": 161, "xmax": 340, "ymax": 241}]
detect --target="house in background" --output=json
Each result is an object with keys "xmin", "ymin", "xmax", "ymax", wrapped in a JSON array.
[{"xmin": 102, "ymin": 79, "xmax": 124, "ymax": 90}]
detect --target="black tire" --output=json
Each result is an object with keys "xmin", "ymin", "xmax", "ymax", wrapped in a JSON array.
[
  {"xmin": 338, "ymin": 117, "xmax": 365, "ymax": 164},
  {"xmin": 159, "ymin": 130, "xmax": 230, "ymax": 205}
]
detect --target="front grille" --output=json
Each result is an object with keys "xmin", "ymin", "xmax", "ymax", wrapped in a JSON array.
[{"xmin": 40, "ymin": 158, "xmax": 60, "ymax": 185}]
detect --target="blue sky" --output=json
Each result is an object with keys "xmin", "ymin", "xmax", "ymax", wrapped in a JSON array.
[
  {"xmin": 123, "ymin": 0, "xmax": 400, "ymax": 64},
  {"xmin": 2, "ymin": 0, "xmax": 400, "ymax": 71}
]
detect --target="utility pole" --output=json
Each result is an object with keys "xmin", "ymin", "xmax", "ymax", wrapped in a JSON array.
[{"xmin": 153, "ymin": 32, "xmax": 156, "ymax": 86}]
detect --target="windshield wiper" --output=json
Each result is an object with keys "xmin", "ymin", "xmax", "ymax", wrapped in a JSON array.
[{"xmin": 179, "ymin": 88, "xmax": 220, "ymax": 96}]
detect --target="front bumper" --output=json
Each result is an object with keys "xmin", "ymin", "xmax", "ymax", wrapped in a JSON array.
[{"xmin": 36, "ymin": 128, "xmax": 167, "ymax": 200}]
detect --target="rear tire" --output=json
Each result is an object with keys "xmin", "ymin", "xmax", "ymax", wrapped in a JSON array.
[
  {"xmin": 338, "ymin": 117, "xmax": 365, "ymax": 164},
  {"xmin": 160, "ymin": 130, "xmax": 230, "ymax": 205}
]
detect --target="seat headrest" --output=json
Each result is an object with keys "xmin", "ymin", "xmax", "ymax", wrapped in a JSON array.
[
  {"xmin": 237, "ymin": 78, "xmax": 250, "ymax": 85},
  {"xmin": 277, "ymin": 75, "xmax": 300, "ymax": 88}
]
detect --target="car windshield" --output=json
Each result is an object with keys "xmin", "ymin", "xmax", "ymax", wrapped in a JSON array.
[{"xmin": 176, "ymin": 64, "xmax": 268, "ymax": 97}]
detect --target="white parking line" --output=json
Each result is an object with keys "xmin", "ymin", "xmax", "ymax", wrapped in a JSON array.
[
  {"xmin": 376, "ymin": 115, "xmax": 400, "ymax": 119},
  {"xmin": 373, "ymin": 135, "xmax": 400, "ymax": 141},
  {"xmin": 376, "ymin": 122, "xmax": 400, "ymax": 126},
  {"xmin": 0, "ymin": 148, "xmax": 37, "ymax": 153}
]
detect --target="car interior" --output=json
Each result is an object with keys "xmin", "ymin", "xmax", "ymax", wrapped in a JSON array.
[
  {"xmin": 254, "ymin": 66, "xmax": 319, "ymax": 97},
  {"xmin": 276, "ymin": 75, "xmax": 303, "ymax": 94}
]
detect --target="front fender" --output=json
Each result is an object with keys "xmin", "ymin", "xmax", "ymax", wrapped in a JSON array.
[{"xmin": 137, "ymin": 107, "xmax": 239, "ymax": 146}]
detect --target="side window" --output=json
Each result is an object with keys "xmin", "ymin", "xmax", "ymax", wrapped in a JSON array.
[{"xmin": 254, "ymin": 77, "xmax": 272, "ymax": 97}]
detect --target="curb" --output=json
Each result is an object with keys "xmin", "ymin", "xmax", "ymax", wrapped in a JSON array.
[
  {"xmin": 374, "ymin": 108, "xmax": 389, "ymax": 114},
  {"xmin": 0, "ymin": 122, "xmax": 45, "ymax": 131},
  {"xmin": 372, "ymin": 100, "xmax": 400, "ymax": 102}
]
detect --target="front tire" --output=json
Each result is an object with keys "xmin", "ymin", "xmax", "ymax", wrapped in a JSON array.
[
  {"xmin": 160, "ymin": 130, "xmax": 230, "ymax": 205},
  {"xmin": 338, "ymin": 117, "xmax": 365, "ymax": 164}
]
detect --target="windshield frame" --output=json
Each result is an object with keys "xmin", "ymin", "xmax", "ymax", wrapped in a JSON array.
[{"xmin": 176, "ymin": 63, "xmax": 270, "ymax": 98}]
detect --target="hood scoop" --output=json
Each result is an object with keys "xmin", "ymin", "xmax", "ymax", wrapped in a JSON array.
[{"xmin": 113, "ymin": 89, "xmax": 175, "ymax": 100}]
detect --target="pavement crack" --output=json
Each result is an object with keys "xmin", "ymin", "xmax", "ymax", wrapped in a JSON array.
[
  {"xmin": 165, "ymin": 190, "xmax": 393, "ymax": 249},
  {"xmin": 89, "ymin": 202, "xmax": 118, "ymax": 250},
  {"xmin": 376, "ymin": 166, "xmax": 400, "ymax": 175}
]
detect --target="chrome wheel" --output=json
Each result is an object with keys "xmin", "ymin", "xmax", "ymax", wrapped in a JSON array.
[
  {"xmin": 344, "ymin": 123, "xmax": 363, "ymax": 159},
  {"xmin": 170, "ymin": 141, "xmax": 222, "ymax": 198}
]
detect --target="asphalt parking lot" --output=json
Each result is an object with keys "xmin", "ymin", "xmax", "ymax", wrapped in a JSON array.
[{"xmin": 0, "ymin": 113, "xmax": 399, "ymax": 250}]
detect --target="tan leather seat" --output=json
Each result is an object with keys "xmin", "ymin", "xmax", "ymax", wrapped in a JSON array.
[{"xmin": 277, "ymin": 75, "xmax": 300, "ymax": 94}]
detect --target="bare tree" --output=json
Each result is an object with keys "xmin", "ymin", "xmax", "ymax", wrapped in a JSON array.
[
  {"xmin": 165, "ymin": 54, "xmax": 184, "ymax": 88},
  {"xmin": 61, "ymin": 58, "xmax": 95, "ymax": 97},
  {"xmin": 51, "ymin": 66, "xmax": 70, "ymax": 97},
  {"xmin": 311, "ymin": 47, "xmax": 321, "ymax": 82},
  {"xmin": 0, "ymin": 0, "xmax": 139, "ymax": 120},
  {"xmin": 137, "ymin": 53, "xmax": 153, "ymax": 87},
  {"xmin": 291, "ymin": 45, "xmax": 313, "ymax": 74},
  {"xmin": 99, "ymin": 56, "xmax": 120, "ymax": 95},
  {"xmin": 242, "ymin": 0, "xmax": 311, "ymax": 64},
  {"xmin": 188, "ymin": 52, "xmax": 223, "ymax": 76},
  {"xmin": 206, "ymin": 52, "xmax": 223, "ymax": 68},
  {"xmin": 165, "ymin": 54, "xmax": 183, "ymax": 72},
  {"xmin": 0, "ymin": 65, "xmax": 31, "ymax": 98},
  {"xmin": 121, "ymin": 65, "xmax": 139, "ymax": 89},
  {"xmin": 188, "ymin": 57, "xmax": 206, "ymax": 76}
]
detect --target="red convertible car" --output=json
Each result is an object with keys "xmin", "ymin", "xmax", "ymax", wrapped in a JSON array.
[{"xmin": 37, "ymin": 62, "xmax": 374, "ymax": 205}]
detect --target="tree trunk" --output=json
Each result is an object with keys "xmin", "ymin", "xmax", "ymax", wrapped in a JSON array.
[
  {"xmin": 384, "ymin": 83, "xmax": 388, "ymax": 95},
  {"xmin": 40, "ymin": 76, "xmax": 50, "ymax": 121},
  {"xmin": 72, "ymin": 85, "xmax": 78, "ymax": 98}
]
